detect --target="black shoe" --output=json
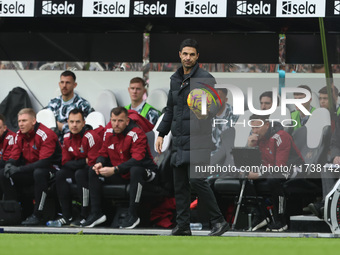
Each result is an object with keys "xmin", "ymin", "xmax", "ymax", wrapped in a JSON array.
[
  {"xmin": 82, "ymin": 213, "xmax": 106, "ymax": 228},
  {"xmin": 120, "ymin": 215, "xmax": 140, "ymax": 229},
  {"xmin": 266, "ymin": 221, "xmax": 288, "ymax": 232},
  {"xmin": 252, "ymin": 216, "xmax": 270, "ymax": 231},
  {"xmin": 171, "ymin": 225, "xmax": 192, "ymax": 236},
  {"xmin": 308, "ymin": 202, "xmax": 324, "ymax": 219},
  {"xmin": 209, "ymin": 221, "xmax": 230, "ymax": 236},
  {"xmin": 21, "ymin": 214, "xmax": 42, "ymax": 226},
  {"xmin": 70, "ymin": 218, "xmax": 86, "ymax": 227}
]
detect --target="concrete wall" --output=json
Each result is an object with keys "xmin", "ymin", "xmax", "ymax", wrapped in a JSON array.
[{"xmin": 0, "ymin": 70, "xmax": 338, "ymax": 114}]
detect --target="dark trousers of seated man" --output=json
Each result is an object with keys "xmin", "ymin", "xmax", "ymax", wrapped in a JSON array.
[
  {"xmin": 0, "ymin": 167, "xmax": 56, "ymax": 218},
  {"xmin": 253, "ymin": 178, "xmax": 286, "ymax": 224},
  {"xmin": 89, "ymin": 166, "xmax": 153, "ymax": 218},
  {"xmin": 173, "ymin": 165, "xmax": 225, "ymax": 228},
  {"xmin": 56, "ymin": 166, "xmax": 89, "ymax": 220}
]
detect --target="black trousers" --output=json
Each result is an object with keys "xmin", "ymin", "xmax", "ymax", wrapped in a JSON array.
[
  {"xmin": 0, "ymin": 167, "xmax": 56, "ymax": 216},
  {"xmin": 89, "ymin": 166, "xmax": 150, "ymax": 217},
  {"xmin": 173, "ymin": 165, "xmax": 224, "ymax": 228},
  {"xmin": 56, "ymin": 166, "xmax": 89, "ymax": 219},
  {"xmin": 253, "ymin": 178, "xmax": 286, "ymax": 222}
]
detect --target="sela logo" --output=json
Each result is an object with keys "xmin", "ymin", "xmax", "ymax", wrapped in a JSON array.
[
  {"xmin": 236, "ymin": 1, "xmax": 271, "ymax": 15},
  {"xmin": 42, "ymin": 0, "xmax": 75, "ymax": 15},
  {"xmin": 282, "ymin": 0, "xmax": 316, "ymax": 15},
  {"xmin": 277, "ymin": 0, "xmax": 325, "ymax": 17},
  {"xmin": 133, "ymin": 1, "xmax": 167, "ymax": 15},
  {"xmin": 335, "ymin": 0, "xmax": 340, "ymax": 15},
  {"xmin": 184, "ymin": 1, "xmax": 217, "ymax": 15},
  {"xmin": 82, "ymin": 0, "xmax": 129, "ymax": 17},
  {"xmin": 0, "ymin": 0, "xmax": 34, "ymax": 16},
  {"xmin": 176, "ymin": 0, "xmax": 226, "ymax": 18},
  {"xmin": 0, "ymin": 0, "xmax": 25, "ymax": 14},
  {"xmin": 93, "ymin": 1, "xmax": 126, "ymax": 15}
]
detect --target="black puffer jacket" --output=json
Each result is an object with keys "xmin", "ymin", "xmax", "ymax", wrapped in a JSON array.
[{"xmin": 157, "ymin": 63, "xmax": 218, "ymax": 167}]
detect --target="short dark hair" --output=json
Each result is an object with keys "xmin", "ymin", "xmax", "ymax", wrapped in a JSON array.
[
  {"xmin": 319, "ymin": 86, "xmax": 329, "ymax": 95},
  {"xmin": 61, "ymin": 70, "xmax": 76, "ymax": 81},
  {"xmin": 179, "ymin": 38, "xmax": 199, "ymax": 53},
  {"xmin": 259, "ymin": 91, "xmax": 280, "ymax": 106},
  {"xmin": 249, "ymin": 114, "xmax": 270, "ymax": 123},
  {"xmin": 259, "ymin": 91, "xmax": 273, "ymax": 101},
  {"xmin": 319, "ymin": 86, "xmax": 339, "ymax": 96},
  {"xmin": 0, "ymin": 114, "xmax": 5, "ymax": 123},
  {"xmin": 294, "ymin": 85, "xmax": 312, "ymax": 96},
  {"xmin": 68, "ymin": 108, "xmax": 85, "ymax": 121},
  {"xmin": 130, "ymin": 77, "xmax": 146, "ymax": 87},
  {"xmin": 217, "ymin": 88, "xmax": 228, "ymax": 96},
  {"xmin": 110, "ymin": 106, "xmax": 128, "ymax": 117}
]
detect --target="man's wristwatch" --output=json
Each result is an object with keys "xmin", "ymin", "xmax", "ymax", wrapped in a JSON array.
[{"xmin": 114, "ymin": 166, "xmax": 119, "ymax": 174}]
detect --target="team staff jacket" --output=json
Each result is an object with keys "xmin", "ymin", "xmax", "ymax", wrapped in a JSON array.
[
  {"xmin": 257, "ymin": 122, "xmax": 304, "ymax": 178},
  {"xmin": 97, "ymin": 120, "xmax": 157, "ymax": 180},
  {"xmin": 103, "ymin": 110, "xmax": 154, "ymax": 142},
  {"xmin": 0, "ymin": 129, "xmax": 16, "ymax": 168},
  {"xmin": 125, "ymin": 102, "xmax": 161, "ymax": 126},
  {"xmin": 62, "ymin": 126, "xmax": 103, "ymax": 169},
  {"xmin": 7, "ymin": 122, "xmax": 62, "ymax": 172}
]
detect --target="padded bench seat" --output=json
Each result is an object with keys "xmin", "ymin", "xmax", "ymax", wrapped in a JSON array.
[{"xmin": 214, "ymin": 178, "xmax": 274, "ymax": 196}]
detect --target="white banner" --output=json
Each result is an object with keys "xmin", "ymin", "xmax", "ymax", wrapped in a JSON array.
[
  {"xmin": 0, "ymin": 0, "xmax": 35, "ymax": 17},
  {"xmin": 82, "ymin": 0, "xmax": 130, "ymax": 17},
  {"xmin": 276, "ymin": 0, "xmax": 326, "ymax": 18},
  {"xmin": 175, "ymin": 0, "xmax": 227, "ymax": 18}
]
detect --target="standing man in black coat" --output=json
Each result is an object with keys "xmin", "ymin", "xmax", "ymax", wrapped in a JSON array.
[{"xmin": 155, "ymin": 38, "xmax": 229, "ymax": 236}]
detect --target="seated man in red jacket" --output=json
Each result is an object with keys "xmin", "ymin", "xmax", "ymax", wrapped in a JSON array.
[
  {"xmin": 82, "ymin": 107, "xmax": 158, "ymax": 228},
  {"xmin": 0, "ymin": 114, "xmax": 15, "ymax": 169},
  {"xmin": 0, "ymin": 114, "xmax": 16, "ymax": 198},
  {"xmin": 47, "ymin": 109, "xmax": 103, "ymax": 227},
  {"xmin": 0, "ymin": 108, "xmax": 61, "ymax": 225},
  {"xmin": 247, "ymin": 114, "xmax": 304, "ymax": 232}
]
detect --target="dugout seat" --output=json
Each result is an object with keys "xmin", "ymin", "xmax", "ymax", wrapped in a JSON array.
[
  {"xmin": 234, "ymin": 110, "xmax": 252, "ymax": 147},
  {"xmin": 94, "ymin": 89, "xmax": 118, "ymax": 123},
  {"xmin": 36, "ymin": 108, "xmax": 57, "ymax": 132},
  {"xmin": 312, "ymin": 91, "xmax": 320, "ymax": 109},
  {"xmin": 85, "ymin": 111, "xmax": 106, "ymax": 130},
  {"xmin": 284, "ymin": 108, "xmax": 331, "ymax": 196},
  {"xmin": 146, "ymin": 89, "xmax": 168, "ymax": 113}
]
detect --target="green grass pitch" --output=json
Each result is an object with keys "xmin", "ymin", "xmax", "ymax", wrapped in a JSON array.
[{"xmin": 1, "ymin": 234, "xmax": 340, "ymax": 255}]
